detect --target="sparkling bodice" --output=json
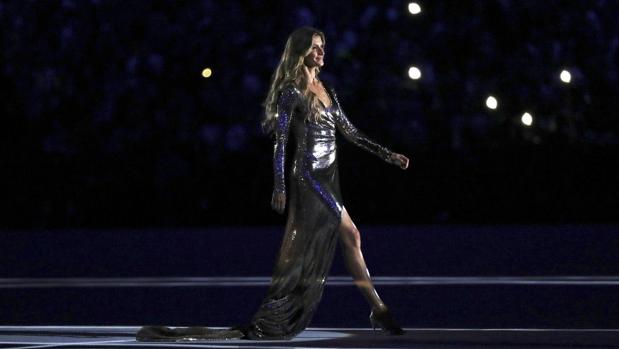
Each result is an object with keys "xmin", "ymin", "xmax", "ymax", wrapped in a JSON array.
[{"xmin": 273, "ymin": 83, "xmax": 392, "ymax": 196}]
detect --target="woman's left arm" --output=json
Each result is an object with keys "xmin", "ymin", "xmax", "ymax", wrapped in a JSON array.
[{"xmin": 332, "ymin": 90, "xmax": 409, "ymax": 170}]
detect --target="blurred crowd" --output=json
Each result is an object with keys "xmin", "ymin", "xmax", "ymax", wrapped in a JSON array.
[{"xmin": 2, "ymin": 0, "xmax": 617, "ymax": 227}]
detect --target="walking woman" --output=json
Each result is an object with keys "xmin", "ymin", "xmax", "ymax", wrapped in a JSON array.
[{"xmin": 137, "ymin": 26, "xmax": 409, "ymax": 341}]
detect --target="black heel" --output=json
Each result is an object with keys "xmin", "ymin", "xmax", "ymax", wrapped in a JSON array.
[
  {"xmin": 369, "ymin": 308, "xmax": 404, "ymax": 335},
  {"xmin": 370, "ymin": 317, "xmax": 377, "ymax": 331}
]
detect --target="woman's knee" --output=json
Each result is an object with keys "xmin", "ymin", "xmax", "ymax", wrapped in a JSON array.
[
  {"xmin": 340, "ymin": 226, "xmax": 361, "ymax": 250},
  {"xmin": 339, "ymin": 208, "xmax": 361, "ymax": 250}
]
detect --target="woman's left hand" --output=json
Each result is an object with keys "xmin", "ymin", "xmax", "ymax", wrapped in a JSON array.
[{"xmin": 389, "ymin": 153, "xmax": 410, "ymax": 170}]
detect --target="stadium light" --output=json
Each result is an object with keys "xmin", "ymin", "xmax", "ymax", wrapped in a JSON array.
[
  {"xmin": 485, "ymin": 95, "xmax": 498, "ymax": 110},
  {"xmin": 408, "ymin": 66, "xmax": 421, "ymax": 80},
  {"xmin": 521, "ymin": 112, "xmax": 533, "ymax": 126},
  {"xmin": 560, "ymin": 69, "xmax": 571, "ymax": 84},
  {"xmin": 408, "ymin": 2, "xmax": 422, "ymax": 15}
]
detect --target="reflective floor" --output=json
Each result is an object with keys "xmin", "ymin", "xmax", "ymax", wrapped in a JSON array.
[
  {"xmin": 3, "ymin": 226, "xmax": 619, "ymax": 348},
  {"xmin": 1, "ymin": 326, "xmax": 619, "ymax": 349}
]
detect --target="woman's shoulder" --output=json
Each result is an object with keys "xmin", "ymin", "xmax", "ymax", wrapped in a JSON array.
[
  {"xmin": 279, "ymin": 81, "xmax": 302, "ymax": 97},
  {"xmin": 277, "ymin": 83, "xmax": 302, "ymax": 108}
]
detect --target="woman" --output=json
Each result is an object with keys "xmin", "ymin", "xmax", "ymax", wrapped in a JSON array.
[{"xmin": 137, "ymin": 26, "xmax": 409, "ymax": 342}]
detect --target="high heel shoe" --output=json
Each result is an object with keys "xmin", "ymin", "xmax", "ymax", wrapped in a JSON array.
[{"xmin": 369, "ymin": 307, "xmax": 405, "ymax": 335}]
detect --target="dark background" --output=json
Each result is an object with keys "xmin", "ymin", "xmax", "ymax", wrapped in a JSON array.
[
  {"xmin": 2, "ymin": 0, "xmax": 619, "ymax": 329},
  {"xmin": 2, "ymin": 0, "xmax": 618, "ymax": 228}
]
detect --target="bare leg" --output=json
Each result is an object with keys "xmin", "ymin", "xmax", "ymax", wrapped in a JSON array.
[{"xmin": 338, "ymin": 207, "xmax": 387, "ymax": 311}]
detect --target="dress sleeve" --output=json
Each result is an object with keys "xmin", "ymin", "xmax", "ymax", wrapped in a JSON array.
[
  {"xmin": 331, "ymin": 88, "xmax": 392, "ymax": 162},
  {"xmin": 273, "ymin": 85, "xmax": 301, "ymax": 195}
]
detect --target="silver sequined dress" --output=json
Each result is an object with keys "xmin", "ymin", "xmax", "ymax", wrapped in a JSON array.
[
  {"xmin": 247, "ymin": 82, "xmax": 393, "ymax": 339},
  {"xmin": 136, "ymin": 83, "xmax": 392, "ymax": 341}
]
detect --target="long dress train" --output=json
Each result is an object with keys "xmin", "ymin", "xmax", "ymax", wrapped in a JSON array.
[{"xmin": 136, "ymin": 82, "xmax": 392, "ymax": 341}]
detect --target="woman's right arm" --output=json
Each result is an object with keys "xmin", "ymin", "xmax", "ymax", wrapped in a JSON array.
[{"xmin": 272, "ymin": 85, "xmax": 300, "ymax": 214}]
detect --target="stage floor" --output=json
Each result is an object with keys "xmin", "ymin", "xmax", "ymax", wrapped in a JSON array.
[
  {"xmin": 1, "ymin": 326, "xmax": 618, "ymax": 349},
  {"xmin": 4, "ymin": 226, "xmax": 619, "ymax": 347}
]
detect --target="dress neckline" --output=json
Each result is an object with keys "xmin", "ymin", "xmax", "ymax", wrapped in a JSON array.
[
  {"xmin": 319, "ymin": 85, "xmax": 334, "ymax": 110},
  {"xmin": 308, "ymin": 79, "xmax": 333, "ymax": 110},
  {"xmin": 319, "ymin": 98, "xmax": 333, "ymax": 110}
]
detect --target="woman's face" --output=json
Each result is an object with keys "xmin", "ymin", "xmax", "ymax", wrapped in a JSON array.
[{"xmin": 303, "ymin": 34, "xmax": 325, "ymax": 68}]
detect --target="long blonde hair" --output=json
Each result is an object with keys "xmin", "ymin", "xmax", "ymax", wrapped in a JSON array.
[{"xmin": 262, "ymin": 27, "xmax": 326, "ymax": 135}]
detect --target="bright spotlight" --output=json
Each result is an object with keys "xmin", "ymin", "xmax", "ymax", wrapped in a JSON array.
[
  {"xmin": 408, "ymin": 2, "xmax": 422, "ymax": 15},
  {"xmin": 201, "ymin": 68, "xmax": 213, "ymax": 78},
  {"xmin": 521, "ymin": 112, "xmax": 533, "ymax": 126},
  {"xmin": 560, "ymin": 69, "xmax": 571, "ymax": 83},
  {"xmin": 485, "ymin": 95, "xmax": 498, "ymax": 110},
  {"xmin": 408, "ymin": 66, "xmax": 421, "ymax": 80}
]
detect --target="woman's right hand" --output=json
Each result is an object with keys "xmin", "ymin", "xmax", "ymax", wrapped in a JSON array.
[
  {"xmin": 271, "ymin": 191, "xmax": 286, "ymax": 214},
  {"xmin": 388, "ymin": 152, "xmax": 410, "ymax": 170}
]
